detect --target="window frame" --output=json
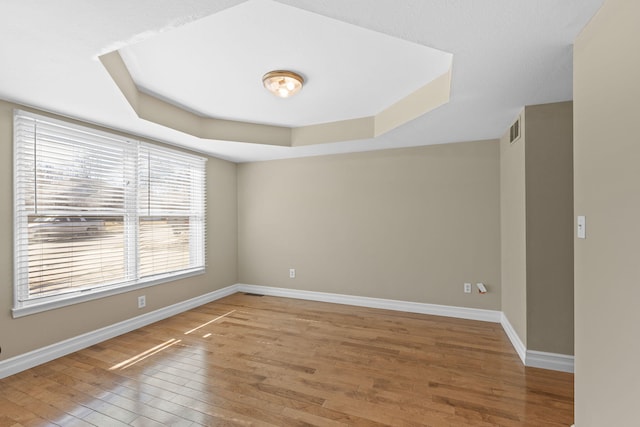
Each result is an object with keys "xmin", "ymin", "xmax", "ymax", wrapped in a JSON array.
[{"xmin": 12, "ymin": 110, "xmax": 207, "ymax": 318}]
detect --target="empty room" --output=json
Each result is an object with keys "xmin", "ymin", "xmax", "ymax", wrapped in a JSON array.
[{"xmin": 0, "ymin": 0, "xmax": 638, "ymax": 426}]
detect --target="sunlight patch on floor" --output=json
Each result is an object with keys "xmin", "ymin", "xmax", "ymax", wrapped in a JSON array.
[
  {"xmin": 109, "ymin": 338, "xmax": 182, "ymax": 370},
  {"xmin": 183, "ymin": 310, "xmax": 235, "ymax": 335}
]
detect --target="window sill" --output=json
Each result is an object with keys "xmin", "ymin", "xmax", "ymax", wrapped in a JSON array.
[{"xmin": 11, "ymin": 268, "xmax": 205, "ymax": 318}]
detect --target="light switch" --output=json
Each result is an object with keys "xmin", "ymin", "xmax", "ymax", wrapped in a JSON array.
[{"xmin": 577, "ymin": 216, "xmax": 586, "ymax": 239}]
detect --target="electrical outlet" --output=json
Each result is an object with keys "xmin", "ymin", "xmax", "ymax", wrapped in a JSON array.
[
  {"xmin": 464, "ymin": 283, "xmax": 472, "ymax": 293},
  {"xmin": 289, "ymin": 268, "xmax": 296, "ymax": 279},
  {"xmin": 138, "ymin": 295, "xmax": 146, "ymax": 308}
]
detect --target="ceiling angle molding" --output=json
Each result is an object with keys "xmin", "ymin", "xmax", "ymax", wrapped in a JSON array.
[
  {"xmin": 100, "ymin": 50, "xmax": 451, "ymax": 147},
  {"xmin": 374, "ymin": 70, "xmax": 451, "ymax": 137},
  {"xmin": 99, "ymin": 50, "xmax": 291, "ymax": 147}
]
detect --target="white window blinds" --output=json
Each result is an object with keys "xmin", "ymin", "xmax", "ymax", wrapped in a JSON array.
[
  {"xmin": 137, "ymin": 145, "xmax": 206, "ymax": 278},
  {"xmin": 14, "ymin": 110, "xmax": 206, "ymax": 314}
]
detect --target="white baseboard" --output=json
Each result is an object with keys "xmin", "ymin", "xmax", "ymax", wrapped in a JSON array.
[
  {"xmin": 500, "ymin": 312, "xmax": 527, "ymax": 364},
  {"xmin": 0, "ymin": 284, "xmax": 240, "ymax": 379},
  {"xmin": 237, "ymin": 284, "xmax": 502, "ymax": 323},
  {"xmin": 500, "ymin": 312, "xmax": 574, "ymax": 373},
  {"xmin": 0, "ymin": 283, "xmax": 573, "ymax": 378},
  {"xmin": 526, "ymin": 350, "xmax": 574, "ymax": 373},
  {"xmin": 240, "ymin": 285, "xmax": 574, "ymax": 372}
]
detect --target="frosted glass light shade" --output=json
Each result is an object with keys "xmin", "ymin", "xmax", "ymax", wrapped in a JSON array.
[{"xmin": 262, "ymin": 70, "xmax": 304, "ymax": 98}]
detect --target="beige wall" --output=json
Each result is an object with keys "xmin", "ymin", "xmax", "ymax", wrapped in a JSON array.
[
  {"xmin": 0, "ymin": 100, "xmax": 238, "ymax": 361},
  {"xmin": 500, "ymin": 111, "xmax": 528, "ymax": 345},
  {"xmin": 574, "ymin": 0, "xmax": 640, "ymax": 424},
  {"xmin": 0, "ymin": 96, "xmax": 577, "ymax": 368},
  {"xmin": 238, "ymin": 140, "xmax": 501, "ymax": 310},
  {"xmin": 500, "ymin": 102, "xmax": 574, "ymax": 356},
  {"xmin": 525, "ymin": 102, "xmax": 574, "ymax": 355}
]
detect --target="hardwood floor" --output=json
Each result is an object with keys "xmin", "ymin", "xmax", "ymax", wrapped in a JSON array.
[{"xmin": 0, "ymin": 293, "xmax": 574, "ymax": 426}]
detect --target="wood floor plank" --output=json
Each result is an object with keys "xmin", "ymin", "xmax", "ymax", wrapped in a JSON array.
[{"xmin": 0, "ymin": 293, "xmax": 574, "ymax": 426}]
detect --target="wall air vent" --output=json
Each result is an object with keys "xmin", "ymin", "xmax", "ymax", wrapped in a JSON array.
[{"xmin": 510, "ymin": 116, "xmax": 521, "ymax": 144}]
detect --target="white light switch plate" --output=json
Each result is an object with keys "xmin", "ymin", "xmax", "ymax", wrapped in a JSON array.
[{"xmin": 577, "ymin": 216, "xmax": 586, "ymax": 239}]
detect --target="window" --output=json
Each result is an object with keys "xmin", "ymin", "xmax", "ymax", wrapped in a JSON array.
[{"xmin": 13, "ymin": 110, "xmax": 206, "ymax": 316}]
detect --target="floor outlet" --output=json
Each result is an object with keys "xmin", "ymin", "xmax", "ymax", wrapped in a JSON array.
[
  {"xmin": 138, "ymin": 295, "xmax": 146, "ymax": 308},
  {"xmin": 464, "ymin": 283, "xmax": 472, "ymax": 293}
]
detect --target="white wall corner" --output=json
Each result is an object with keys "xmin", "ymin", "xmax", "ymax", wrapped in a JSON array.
[
  {"xmin": 499, "ymin": 313, "xmax": 574, "ymax": 373},
  {"xmin": 0, "ymin": 284, "xmax": 240, "ymax": 379},
  {"xmin": 500, "ymin": 312, "xmax": 527, "ymax": 364}
]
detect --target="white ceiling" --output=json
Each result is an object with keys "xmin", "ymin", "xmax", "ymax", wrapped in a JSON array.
[
  {"xmin": 0, "ymin": 0, "xmax": 604, "ymax": 163},
  {"xmin": 118, "ymin": 0, "xmax": 453, "ymax": 128}
]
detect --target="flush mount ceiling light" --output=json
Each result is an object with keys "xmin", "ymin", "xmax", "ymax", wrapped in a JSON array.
[{"xmin": 262, "ymin": 70, "xmax": 304, "ymax": 98}]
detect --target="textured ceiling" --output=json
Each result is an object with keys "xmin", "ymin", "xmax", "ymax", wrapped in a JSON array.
[{"xmin": 0, "ymin": 0, "xmax": 604, "ymax": 162}]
